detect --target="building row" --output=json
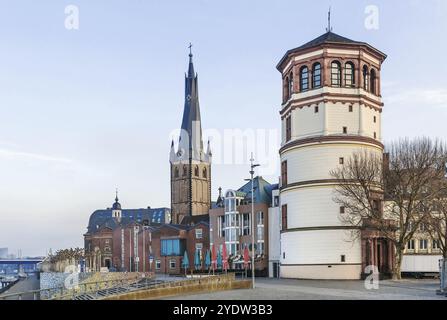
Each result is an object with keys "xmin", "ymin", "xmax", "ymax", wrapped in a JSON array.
[{"xmin": 84, "ymin": 29, "xmax": 443, "ymax": 279}]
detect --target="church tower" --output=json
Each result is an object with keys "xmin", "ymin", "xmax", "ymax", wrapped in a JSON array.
[
  {"xmin": 170, "ymin": 48, "xmax": 212, "ymax": 224},
  {"xmin": 277, "ymin": 28, "xmax": 387, "ymax": 279}
]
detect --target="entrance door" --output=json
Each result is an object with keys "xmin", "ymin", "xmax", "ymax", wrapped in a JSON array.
[{"xmin": 105, "ymin": 259, "xmax": 111, "ymax": 269}]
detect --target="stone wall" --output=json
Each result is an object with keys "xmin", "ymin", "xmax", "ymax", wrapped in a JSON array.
[{"xmin": 104, "ymin": 274, "xmax": 251, "ymax": 300}]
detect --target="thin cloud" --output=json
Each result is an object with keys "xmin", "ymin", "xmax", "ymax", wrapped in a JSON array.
[
  {"xmin": 0, "ymin": 148, "xmax": 72, "ymax": 164},
  {"xmin": 385, "ymin": 88, "xmax": 447, "ymax": 108}
]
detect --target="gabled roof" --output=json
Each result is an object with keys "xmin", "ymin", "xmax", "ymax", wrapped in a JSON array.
[{"xmin": 277, "ymin": 31, "xmax": 387, "ymax": 71}]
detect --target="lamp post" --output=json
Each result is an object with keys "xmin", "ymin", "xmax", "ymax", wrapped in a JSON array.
[{"xmin": 245, "ymin": 153, "xmax": 259, "ymax": 289}]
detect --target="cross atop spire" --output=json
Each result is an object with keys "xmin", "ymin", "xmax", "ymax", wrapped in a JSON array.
[
  {"xmin": 326, "ymin": 7, "xmax": 333, "ymax": 32},
  {"xmin": 188, "ymin": 42, "xmax": 193, "ymax": 57}
]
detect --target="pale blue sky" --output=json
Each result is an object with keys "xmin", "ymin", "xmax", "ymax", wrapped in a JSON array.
[{"xmin": 0, "ymin": 0, "xmax": 446, "ymax": 256}]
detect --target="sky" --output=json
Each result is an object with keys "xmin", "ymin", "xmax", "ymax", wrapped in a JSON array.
[{"xmin": 0, "ymin": 0, "xmax": 446, "ymax": 256}]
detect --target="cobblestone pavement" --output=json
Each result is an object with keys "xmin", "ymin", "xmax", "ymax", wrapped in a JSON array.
[{"xmin": 166, "ymin": 278, "xmax": 446, "ymax": 300}]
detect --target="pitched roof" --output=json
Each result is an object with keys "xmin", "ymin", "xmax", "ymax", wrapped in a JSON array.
[
  {"xmin": 180, "ymin": 214, "xmax": 210, "ymax": 226},
  {"xmin": 237, "ymin": 176, "xmax": 274, "ymax": 205},
  {"xmin": 86, "ymin": 207, "xmax": 170, "ymax": 234},
  {"xmin": 277, "ymin": 31, "xmax": 387, "ymax": 70}
]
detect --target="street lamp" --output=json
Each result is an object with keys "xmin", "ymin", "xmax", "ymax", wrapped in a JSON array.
[{"xmin": 245, "ymin": 152, "xmax": 259, "ymax": 289}]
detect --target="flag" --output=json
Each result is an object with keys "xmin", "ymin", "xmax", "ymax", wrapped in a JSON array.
[{"xmin": 222, "ymin": 244, "xmax": 228, "ymax": 271}]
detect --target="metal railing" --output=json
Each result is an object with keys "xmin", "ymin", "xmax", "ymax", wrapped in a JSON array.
[
  {"xmin": 0, "ymin": 273, "xmax": 151, "ymax": 301},
  {"xmin": 0, "ymin": 273, "xmax": 235, "ymax": 300}
]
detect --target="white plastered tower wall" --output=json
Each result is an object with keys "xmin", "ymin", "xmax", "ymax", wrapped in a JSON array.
[{"xmin": 277, "ymin": 31, "xmax": 387, "ymax": 279}]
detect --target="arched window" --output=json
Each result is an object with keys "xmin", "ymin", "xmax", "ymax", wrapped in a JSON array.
[
  {"xmin": 182, "ymin": 166, "xmax": 187, "ymax": 176},
  {"xmin": 331, "ymin": 61, "xmax": 341, "ymax": 87},
  {"xmin": 288, "ymin": 72, "xmax": 294, "ymax": 98},
  {"xmin": 203, "ymin": 168, "xmax": 207, "ymax": 179},
  {"xmin": 344, "ymin": 62, "xmax": 355, "ymax": 87},
  {"xmin": 363, "ymin": 65, "xmax": 369, "ymax": 91},
  {"xmin": 300, "ymin": 66, "xmax": 309, "ymax": 91},
  {"xmin": 312, "ymin": 63, "xmax": 321, "ymax": 88},
  {"xmin": 174, "ymin": 167, "xmax": 179, "ymax": 178},
  {"xmin": 194, "ymin": 166, "xmax": 199, "ymax": 177},
  {"xmin": 284, "ymin": 76, "xmax": 290, "ymax": 101},
  {"xmin": 370, "ymin": 69, "xmax": 377, "ymax": 95}
]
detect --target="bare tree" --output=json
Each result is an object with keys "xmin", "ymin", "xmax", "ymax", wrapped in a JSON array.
[
  {"xmin": 331, "ymin": 137, "xmax": 446, "ymax": 280},
  {"xmin": 426, "ymin": 164, "xmax": 447, "ymax": 258}
]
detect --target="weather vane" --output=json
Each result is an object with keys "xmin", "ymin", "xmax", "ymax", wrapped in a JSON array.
[{"xmin": 326, "ymin": 7, "xmax": 333, "ymax": 32}]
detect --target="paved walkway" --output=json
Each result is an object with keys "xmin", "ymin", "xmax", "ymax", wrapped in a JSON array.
[
  {"xmin": 0, "ymin": 275, "xmax": 40, "ymax": 300},
  {"xmin": 166, "ymin": 278, "xmax": 446, "ymax": 300}
]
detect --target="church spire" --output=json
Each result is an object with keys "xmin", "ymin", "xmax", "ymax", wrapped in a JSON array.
[
  {"xmin": 188, "ymin": 43, "xmax": 194, "ymax": 77},
  {"xmin": 177, "ymin": 44, "xmax": 204, "ymax": 162}
]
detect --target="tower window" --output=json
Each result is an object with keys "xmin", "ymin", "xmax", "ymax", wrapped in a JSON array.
[
  {"xmin": 281, "ymin": 204, "xmax": 288, "ymax": 231},
  {"xmin": 363, "ymin": 65, "xmax": 369, "ymax": 91},
  {"xmin": 202, "ymin": 168, "xmax": 207, "ymax": 178},
  {"xmin": 288, "ymin": 72, "xmax": 294, "ymax": 98},
  {"xmin": 349, "ymin": 105, "xmax": 353, "ymax": 112},
  {"xmin": 370, "ymin": 69, "xmax": 377, "ymax": 95},
  {"xmin": 300, "ymin": 66, "xmax": 309, "ymax": 92},
  {"xmin": 174, "ymin": 167, "xmax": 179, "ymax": 178},
  {"xmin": 312, "ymin": 63, "xmax": 321, "ymax": 88},
  {"xmin": 281, "ymin": 160, "xmax": 288, "ymax": 186},
  {"xmin": 374, "ymin": 116, "xmax": 377, "ymax": 123},
  {"xmin": 343, "ymin": 127, "xmax": 348, "ymax": 134},
  {"xmin": 341, "ymin": 255, "xmax": 346, "ymax": 263},
  {"xmin": 331, "ymin": 61, "xmax": 341, "ymax": 87},
  {"xmin": 339, "ymin": 157, "xmax": 344, "ymax": 165},
  {"xmin": 194, "ymin": 166, "xmax": 199, "ymax": 177},
  {"xmin": 340, "ymin": 206, "xmax": 345, "ymax": 214},
  {"xmin": 183, "ymin": 166, "xmax": 187, "ymax": 176},
  {"xmin": 314, "ymin": 106, "xmax": 319, "ymax": 113},
  {"xmin": 374, "ymin": 132, "xmax": 377, "ymax": 139},
  {"xmin": 344, "ymin": 62, "xmax": 355, "ymax": 87},
  {"xmin": 285, "ymin": 117, "xmax": 292, "ymax": 142}
]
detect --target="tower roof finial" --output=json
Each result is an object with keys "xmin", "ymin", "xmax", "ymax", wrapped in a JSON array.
[
  {"xmin": 326, "ymin": 6, "xmax": 333, "ymax": 32},
  {"xmin": 115, "ymin": 188, "xmax": 119, "ymax": 202},
  {"xmin": 188, "ymin": 42, "xmax": 193, "ymax": 58}
]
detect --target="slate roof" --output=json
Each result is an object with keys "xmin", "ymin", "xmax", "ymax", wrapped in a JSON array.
[
  {"xmin": 180, "ymin": 214, "xmax": 210, "ymax": 226},
  {"xmin": 237, "ymin": 176, "xmax": 274, "ymax": 205},
  {"xmin": 86, "ymin": 207, "xmax": 170, "ymax": 234},
  {"xmin": 277, "ymin": 31, "xmax": 387, "ymax": 70}
]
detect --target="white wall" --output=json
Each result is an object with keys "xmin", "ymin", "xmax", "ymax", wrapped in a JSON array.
[
  {"xmin": 281, "ymin": 229, "xmax": 361, "ymax": 265},
  {"xmin": 281, "ymin": 143, "xmax": 382, "ymax": 183},
  {"xmin": 401, "ymin": 255, "xmax": 442, "ymax": 273},
  {"xmin": 282, "ymin": 101, "xmax": 382, "ymax": 144}
]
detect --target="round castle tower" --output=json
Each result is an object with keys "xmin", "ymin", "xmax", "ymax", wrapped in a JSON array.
[{"xmin": 277, "ymin": 31, "xmax": 387, "ymax": 279}]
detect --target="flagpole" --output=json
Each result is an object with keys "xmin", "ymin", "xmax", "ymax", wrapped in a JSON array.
[{"xmin": 249, "ymin": 153, "xmax": 260, "ymax": 290}]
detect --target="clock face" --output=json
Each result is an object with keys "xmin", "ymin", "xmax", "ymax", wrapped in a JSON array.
[{"xmin": 177, "ymin": 150, "xmax": 183, "ymax": 157}]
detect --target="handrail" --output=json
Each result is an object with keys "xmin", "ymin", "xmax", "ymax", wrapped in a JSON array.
[{"xmin": 0, "ymin": 273, "xmax": 153, "ymax": 300}]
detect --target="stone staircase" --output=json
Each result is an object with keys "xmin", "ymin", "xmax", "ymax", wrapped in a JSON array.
[{"xmin": 74, "ymin": 279, "xmax": 166, "ymax": 300}]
